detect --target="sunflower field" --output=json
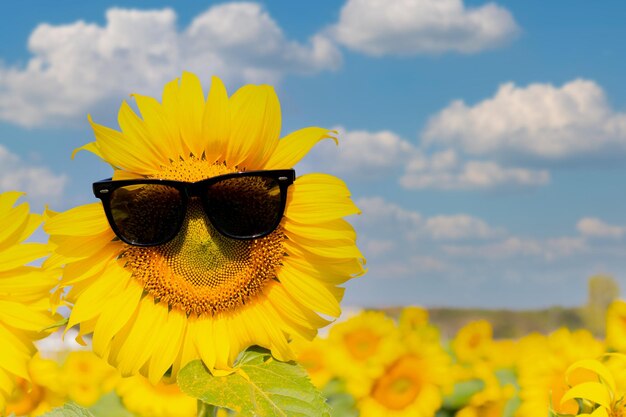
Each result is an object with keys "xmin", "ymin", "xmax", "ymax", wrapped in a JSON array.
[{"xmin": 1, "ymin": 71, "xmax": 625, "ymax": 417}]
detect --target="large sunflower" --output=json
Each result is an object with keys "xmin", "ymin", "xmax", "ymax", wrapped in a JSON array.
[
  {"xmin": 45, "ymin": 72, "xmax": 365, "ymax": 383},
  {"xmin": 0, "ymin": 192, "xmax": 58, "ymax": 412}
]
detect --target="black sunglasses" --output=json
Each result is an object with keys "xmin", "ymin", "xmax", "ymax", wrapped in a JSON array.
[{"xmin": 93, "ymin": 169, "xmax": 295, "ymax": 247}]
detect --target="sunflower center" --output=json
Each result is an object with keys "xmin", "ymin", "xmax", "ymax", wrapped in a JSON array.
[
  {"xmin": 371, "ymin": 356, "xmax": 424, "ymax": 410},
  {"xmin": 121, "ymin": 158, "xmax": 285, "ymax": 317},
  {"xmin": 343, "ymin": 329, "xmax": 381, "ymax": 361}
]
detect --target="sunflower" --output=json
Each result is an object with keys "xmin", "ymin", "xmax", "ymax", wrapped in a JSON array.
[
  {"xmin": 356, "ymin": 333, "xmax": 451, "ymax": 417},
  {"xmin": 0, "ymin": 192, "xmax": 58, "ymax": 412},
  {"xmin": 44, "ymin": 72, "xmax": 365, "ymax": 383},
  {"xmin": 4, "ymin": 354, "xmax": 65, "ymax": 417},
  {"xmin": 117, "ymin": 374, "xmax": 196, "ymax": 417},
  {"xmin": 516, "ymin": 328, "xmax": 605, "ymax": 416},
  {"xmin": 326, "ymin": 310, "xmax": 400, "ymax": 398},
  {"xmin": 606, "ymin": 300, "xmax": 626, "ymax": 352},
  {"xmin": 60, "ymin": 350, "xmax": 119, "ymax": 407},
  {"xmin": 452, "ymin": 320, "xmax": 493, "ymax": 365}
]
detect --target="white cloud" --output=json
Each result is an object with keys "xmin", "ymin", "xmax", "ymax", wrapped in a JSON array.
[
  {"xmin": 354, "ymin": 196, "xmax": 502, "ymax": 241},
  {"xmin": 0, "ymin": 3, "xmax": 341, "ymax": 127},
  {"xmin": 354, "ymin": 197, "xmax": 423, "ymax": 240},
  {"xmin": 400, "ymin": 149, "xmax": 550, "ymax": 190},
  {"xmin": 309, "ymin": 127, "xmax": 416, "ymax": 177},
  {"xmin": 443, "ymin": 236, "xmax": 587, "ymax": 260},
  {"xmin": 423, "ymin": 79, "xmax": 626, "ymax": 159},
  {"xmin": 577, "ymin": 217, "xmax": 625, "ymax": 239},
  {"xmin": 0, "ymin": 145, "xmax": 68, "ymax": 203},
  {"xmin": 424, "ymin": 214, "xmax": 503, "ymax": 240},
  {"xmin": 329, "ymin": 0, "xmax": 519, "ymax": 56}
]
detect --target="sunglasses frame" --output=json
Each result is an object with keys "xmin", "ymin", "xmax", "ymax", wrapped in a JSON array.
[{"xmin": 93, "ymin": 169, "xmax": 295, "ymax": 247}]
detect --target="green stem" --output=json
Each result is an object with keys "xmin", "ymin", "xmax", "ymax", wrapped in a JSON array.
[{"xmin": 197, "ymin": 399, "xmax": 219, "ymax": 417}]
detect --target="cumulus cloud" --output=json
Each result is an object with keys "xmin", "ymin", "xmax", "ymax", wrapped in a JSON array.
[
  {"xmin": 424, "ymin": 214, "xmax": 503, "ymax": 240},
  {"xmin": 400, "ymin": 149, "xmax": 550, "ymax": 190},
  {"xmin": 354, "ymin": 196, "xmax": 501, "ymax": 241},
  {"xmin": 443, "ymin": 236, "xmax": 587, "ymax": 260},
  {"xmin": 0, "ymin": 145, "xmax": 68, "ymax": 203},
  {"xmin": 308, "ymin": 127, "xmax": 416, "ymax": 177},
  {"xmin": 0, "ymin": 3, "xmax": 341, "ymax": 127},
  {"xmin": 329, "ymin": 0, "xmax": 519, "ymax": 56},
  {"xmin": 423, "ymin": 79, "xmax": 626, "ymax": 160},
  {"xmin": 577, "ymin": 217, "xmax": 625, "ymax": 239}
]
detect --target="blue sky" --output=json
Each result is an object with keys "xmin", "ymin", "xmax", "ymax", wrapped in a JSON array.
[{"xmin": 2, "ymin": 0, "xmax": 626, "ymax": 309}]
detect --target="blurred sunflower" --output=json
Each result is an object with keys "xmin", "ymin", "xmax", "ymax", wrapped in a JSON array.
[
  {"xmin": 293, "ymin": 337, "xmax": 335, "ymax": 389},
  {"xmin": 606, "ymin": 300, "xmax": 626, "ymax": 352},
  {"xmin": 44, "ymin": 72, "xmax": 365, "ymax": 383},
  {"xmin": 117, "ymin": 374, "xmax": 196, "ymax": 417},
  {"xmin": 357, "ymin": 333, "xmax": 451, "ymax": 417},
  {"xmin": 516, "ymin": 328, "xmax": 605, "ymax": 416},
  {"xmin": 452, "ymin": 320, "xmax": 493, "ymax": 365},
  {"xmin": 326, "ymin": 311, "xmax": 400, "ymax": 397},
  {"xmin": 60, "ymin": 350, "xmax": 119, "ymax": 407},
  {"xmin": 5, "ymin": 354, "xmax": 65, "ymax": 417},
  {"xmin": 455, "ymin": 363, "xmax": 516, "ymax": 417},
  {"xmin": 0, "ymin": 192, "xmax": 58, "ymax": 412}
]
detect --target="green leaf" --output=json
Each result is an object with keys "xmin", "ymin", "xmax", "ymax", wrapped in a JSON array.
[
  {"xmin": 40, "ymin": 403, "xmax": 95, "ymax": 417},
  {"xmin": 42, "ymin": 317, "xmax": 70, "ymax": 332},
  {"xmin": 502, "ymin": 394, "xmax": 521, "ymax": 417},
  {"xmin": 88, "ymin": 392, "xmax": 135, "ymax": 417},
  {"xmin": 441, "ymin": 379, "xmax": 485, "ymax": 410},
  {"xmin": 322, "ymin": 379, "xmax": 358, "ymax": 417},
  {"xmin": 177, "ymin": 349, "xmax": 331, "ymax": 417}
]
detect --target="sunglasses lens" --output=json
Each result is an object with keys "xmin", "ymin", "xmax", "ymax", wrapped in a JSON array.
[
  {"xmin": 109, "ymin": 184, "xmax": 183, "ymax": 245},
  {"xmin": 206, "ymin": 176, "xmax": 283, "ymax": 238}
]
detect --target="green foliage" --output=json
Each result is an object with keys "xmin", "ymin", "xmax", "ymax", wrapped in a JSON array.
[
  {"xmin": 441, "ymin": 379, "xmax": 485, "ymax": 410},
  {"xmin": 88, "ymin": 392, "xmax": 134, "ymax": 417},
  {"xmin": 322, "ymin": 380, "xmax": 358, "ymax": 417},
  {"xmin": 40, "ymin": 403, "xmax": 95, "ymax": 417},
  {"xmin": 177, "ymin": 348, "xmax": 331, "ymax": 417}
]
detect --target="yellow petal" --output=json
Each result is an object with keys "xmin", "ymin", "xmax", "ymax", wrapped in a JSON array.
[
  {"xmin": 92, "ymin": 282, "xmax": 142, "ymax": 357},
  {"xmin": 0, "ymin": 300, "xmax": 54, "ymax": 332},
  {"xmin": 0, "ymin": 191, "xmax": 24, "ymax": 213},
  {"xmin": 277, "ymin": 263, "xmax": 341, "ymax": 318},
  {"xmin": 0, "ymin": 202, "xmax": 32, "ymax": 251},
  {"xmin": 132, "ymin": 93, "xmax": 182, "ymax": 158},
  {"xmin": 72, "ymin": 141, "xmax": 105, "ymax": 161},
  {"xmin": 66, "ymin": 266, "xmax": 127, "ymax": 327},
  {"xmin": 284, "ymin": 234, "xmax": 364, "ymax": 260},
  {"xmin": 285, "ymin": 174, "xmax": 360, "ymax": 224},
  {"xmin": 118, "ymin": 100, "xmax": 167, "ymax": 165},
  {"xmin": 190, "ymin": 318, "xmax": 216, "ymax": 374},
  {"xmin": 0, "ymin": 243, "xmax": 49, "ymax": 272},
  {"xmin": 147, "ymin": 307, "xmax": 185, "ymax": 384},
  {"xmin": 178, "ymin": 71, "xmax": 206, "ymax": 158},
  {"xmin": 0, "ymin": 267, "xmax": 58, "ymax": 298},
  {"xmin": 202, "ymin": 76, "xmax": 230, "ymax": 163},
  {"xmin": 566, "ymin": 359, "xmax": 616, "ymax": 393},
  {"xmin": 212, "ymin": 318, "xmax": 232, "ymax": 369},
  {"xmin": 227, "ymin": 84, "xmax": 280, "ymax": 169},
  {"xmin": 561, "ymin": 381, "xmax": 611, "ymax": 409},
  {"xmin": 264, "ymin": 127, "xmax": 337, "ymax": 169},
  {"xmin": 281, "ymin": 255, "xmax": 361, "ymax": 285},
  {"xmin": 161, "ymin": 76, "xmax": 189, "ymax": 157},
  {"xmin": 283, "ymin": 218, "xmax": 356, "ymax": 242},
  {"xmin": 0, "ymin": 324, "xmax": 31, "ymax": 380},
  {"xmin": 115, "ymin": 298, "xmax": 167, "ymax": 375},
  {"xmin": 44, "ymin": 203, "xmax": 110, "ymax": 237}
]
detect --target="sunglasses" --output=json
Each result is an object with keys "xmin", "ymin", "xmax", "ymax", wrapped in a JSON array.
[{"xmin": 93, "ymin": 169, "xmax": 295, "ymax": 247}]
